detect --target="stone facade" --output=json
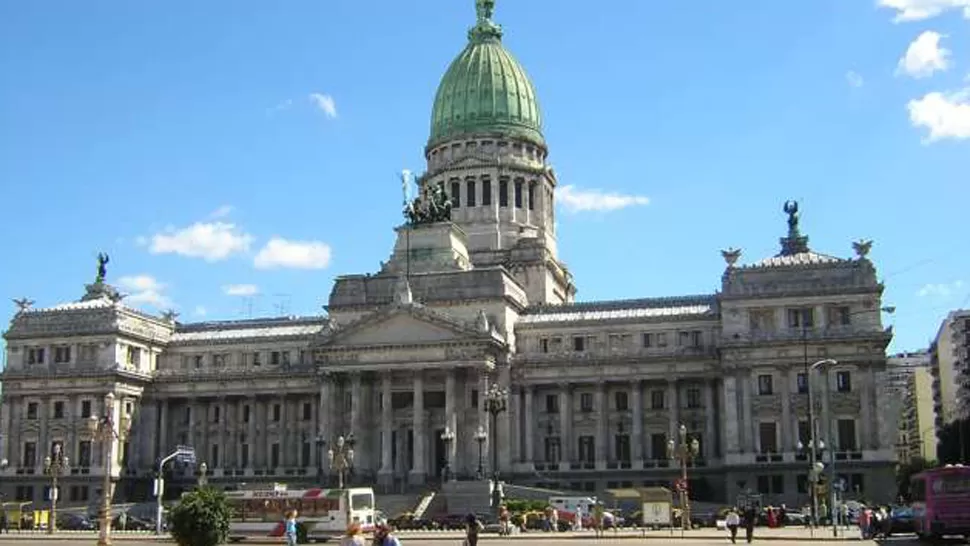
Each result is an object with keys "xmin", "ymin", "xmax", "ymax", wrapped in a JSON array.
[{"xmin": 0, "ymin": 1, "xmax": 898, "ymax": 509}]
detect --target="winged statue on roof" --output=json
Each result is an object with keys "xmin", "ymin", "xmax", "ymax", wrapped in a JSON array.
[{"xmin": 95, "ymin": 252, "xmax": 110, "ymax": 284}]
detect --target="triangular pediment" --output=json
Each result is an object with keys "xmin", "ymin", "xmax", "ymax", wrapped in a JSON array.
[{"xmin": 315, "ymin": 305, "xmax": 492, "ymax": 348}]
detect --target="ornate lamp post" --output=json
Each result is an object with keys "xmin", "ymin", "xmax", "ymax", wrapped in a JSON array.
[
  {"xmin": 796, "ymin": 439, "xmax": 826, "ymax": 532},
  {"xmin": 44, "ymin": 444, "xmax": 70, "ymax": 534},
  {"xmin": 89, "ymin": 392, "xmax": 123, "ymax": 546},
  {"xmin": 484, "ymin": 383, "xmax": 508, "ymax": 515},
  {"xmin": 474, "ymin": 426, "xmax": 487, "ymax": 480},
  {"xmin": 667, "ymin": 424, "xmax": 700, "ymax": 532},
  {"xmin": 328, "ymin": 434, "xmax": 355, "ymax": 489},
  {"xmin": 197, "ymin": 462, "xmax": 208, "ymax": 488},
  {"xmin": 440, "ymin": 427, "xmax": 455, "ymax": 482},
  {"xmin": 315, "ymin": 434, "xmax": 327, "ymax": 484}
]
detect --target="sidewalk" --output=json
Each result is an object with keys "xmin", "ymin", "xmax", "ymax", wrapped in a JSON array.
[{"xmin": 392, "ymin": 526, "xmax": 864, "ymax": 541}]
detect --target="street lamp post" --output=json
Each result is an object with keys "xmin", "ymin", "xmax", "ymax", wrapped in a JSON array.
[
  {"xmin": 796, "ymin": 439, "xmax": 826, "ymax": 533},
  {"xmin": 440, "ymin": 427, "xmax": 455, "ymax": 482},
  {"xmin": 483, "ymin": 384, "xmax": 508, "ymax": 516},
  {"xmin": 197, "ymin": 462, "xmax": 208, "ymax": 488},
  {"xmin": 44, "ymin": 444, "xmax": 70, "ymax": 534},
  {"xmin": 315, "ymin": 435, "xmax": 327, "ymax": 484},
  {"xmin": 474, "ymin": 426, "xmax": 487, "ymax": 480},
  {"xmin": 89, "ymin": 392, "xmax": 123, "ymax": 546},
  {"xmin": 328, "ymin": 434, "xmax": 355, "ymax": 489},
  {"xmin": 667, "ymin": 424, "xmax": 700, "ymax": 532}
]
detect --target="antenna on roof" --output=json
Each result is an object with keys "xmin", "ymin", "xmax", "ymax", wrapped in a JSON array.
[{"xmin": 272, "ymin": 293, "xmax": 292, "ymax": 316}]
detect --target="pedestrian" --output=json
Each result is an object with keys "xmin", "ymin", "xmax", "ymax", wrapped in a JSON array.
[
  {"xmin": 339, "ymin": 522, "xmax": 365, "ymax": 546},
  {"xmin": 498, "ymin": 505, "xmax": 510, "ymax": 536},
  {"xmin": 373, "ymin": 523, "xmax": 402, "ymax": 546},
  {"xmin": 284, "ymin": 509, "xmax": 299, "ymax": 546},
  {"xmin": 725, "ymin": 507, "xmax": 741, "ymax": 544},
  {"xmin": 119, "ymin": 511, "xmax": 128, "ymax": 531},
  {"xmin": 464, "ymin": 513, "xmax": 483, "ymax": 546},
  {"xmin": 743, "ymin": 506, "xmax": 756, "ymax": 543},
  {"xmin": 0, "ymin": 510, "xmax": 6, "ymax": 534}
]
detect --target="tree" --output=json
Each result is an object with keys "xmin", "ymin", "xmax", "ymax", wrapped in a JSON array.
[
  {"xmin": 896, "ymin": 457, "xmax": 936, "ymax": 502},
  {"xmin": 167, "ymin": 487, "xmax": 233, "ymax": 546}
]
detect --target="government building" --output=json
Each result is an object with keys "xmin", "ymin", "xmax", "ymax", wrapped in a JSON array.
[{"xmin": 0, "ymin": 0, "xmax": 898, "ymax": 509}]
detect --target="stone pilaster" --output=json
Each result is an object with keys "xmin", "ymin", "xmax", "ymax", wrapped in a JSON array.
[
  {"xmin": 631, "ymin": 380, "xmax": 644, "ymax": 465},
  {"xmin": 595, "ymin": 382, "xmax": 607, "ymax": 469},
  {"xmin": 558, "ymin": 383, "xmax": 571, "ymax": 468},
  {"xmin": 409, "ymin": 371, "xmax": 426, "ymax": 484}
]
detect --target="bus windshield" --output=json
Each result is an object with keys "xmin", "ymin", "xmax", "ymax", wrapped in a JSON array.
[{"xmin": 351, "ymin": 493, "xmax": 374, "ymax": 511}]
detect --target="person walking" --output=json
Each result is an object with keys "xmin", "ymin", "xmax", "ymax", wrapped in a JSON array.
[
  {"xmin": 464, "ymin": 513, "xmax": 483, "ymax": 546},
  {"xmin": 725, "ymin": 508, "xmax": 741, "ymax": 544},
  {"xmin": 339, "ymin": 522, "xmax": 366, "ymax": 546},
  {"xmin": 284, "ymin": 509, "xmax": 299, "ymax": 546},
  {"xmin": 372, "ymin": 523, "xmax": 402, "ymax": 546},
  {"xmin": 743, "ymin": 506, "xmax": 757, "ymax": 543}
]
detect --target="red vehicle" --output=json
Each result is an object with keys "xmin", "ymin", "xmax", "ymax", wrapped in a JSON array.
[{"xmin": 911, "ymin": 464, "xmax": 970, "ymax": 542}]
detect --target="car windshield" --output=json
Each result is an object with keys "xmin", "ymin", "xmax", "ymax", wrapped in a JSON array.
[{"xmin": 891, "ymin": 507, "xmax": 913, "ymax": 517}]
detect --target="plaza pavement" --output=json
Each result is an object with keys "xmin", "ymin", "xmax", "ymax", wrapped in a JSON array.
[{"xmin": 0, "ymin": 526, "xmax": 895, "ymax": 544}]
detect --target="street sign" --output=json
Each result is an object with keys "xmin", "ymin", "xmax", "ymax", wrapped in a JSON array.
[
  {"xmin": 174, "ymin": 445, "xmax": 196, "ymax": 465},
  {"xmin": 642, "ymin": 501, "xmax": 672, "ymax": 526}
]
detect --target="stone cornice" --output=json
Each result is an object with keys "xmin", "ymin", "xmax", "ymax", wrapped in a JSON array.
[
  {"xmin": 0, "ymin": 367, "xmax": 153, "ymax": 385},
  {"xmin": 718, "ymin": 327, "xmax": 894, "ymax": 349},
  {"xmin": 717, "ymin": 285, "xmax": 884, "ymax": 302},
  {"xmin": 169, "ymin": 332, "xmax": 315, "ymax": 348},
  {"xmin": 153, "ymin": 365, "xmax": 317, "ymax": 384}
]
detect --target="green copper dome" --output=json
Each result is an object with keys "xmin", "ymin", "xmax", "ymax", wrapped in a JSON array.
[{"xmin": 428, "ymin": 0, "xmax": 544, "ymax": 149}]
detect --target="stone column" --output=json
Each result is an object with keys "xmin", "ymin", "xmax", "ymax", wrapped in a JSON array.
[
  {"xmin": 246, "ymin": 396, "xmax": 257, "ymax": 470},
  {"xmin": 158, "ymin": 399, "xmax": 169, "ymax": 460},
  {"xmin": 667, "ymin": 380, "xmax": 679, "ymax": 440},
  {"xmin": 38, "ymin": 400, "xmax": 48, "ymax": 469},
  {"xmin": 631, "ymin": 380, "xmax": 644, "ymax": 465},
  {"xmin": 378, "ymin": 373, "xmax": 393, "ymax": 487},
  {"xmin": 445, "ymin": 369, "xmax": 457, "ymax": 474},
  {"xmin": 859, "ymin": 366, "xmax": 873, "ymax": 451},
  {"xmin": 187, "ymin": 399, "xmax": 197, "ymax": 454},
  {"xmin": 558, "ymin": 383, "xmax": 571, "ymax": 467},
  {"xmin": 721, "ymin": 375, "xmax": 740, "ymax": 456},
  {"xmin": 498, "ymin": 365, "xmax": 512, "ymax": 473},
  {"xmin": 220, "ymin": 398, "xmax": 229, "ymax": 468},
  {"xmin": 704, "ymin": 380, "xmax": 717, "ymax": 460},
  {"xmin": 235, "ymin": 400, "xmax": 244, "ymax": 470},
  {"xmin": 351, "ymin": 374, "xmax": 362, "ymax": 468},
  {"xmin": 742, "ymin": 372, "xmax": 754, "ymax": 453},
  {"xmin": 142, "ymin": 400, "xmax": 158, "ymax": 467},
  {"xmin": 409, "ymin": 371, "xmax": 426, "ymax": 485},
  {"xmin": 595, "ymin": 382, "xmax": 608, "ymax": 469},
  {"xmin": 523, "ymin": 386, "xmax": 535, "ymax": 466},
  {"xmin": 318, "ymin": 377, "xmax": 331, "ymax": 441},
  {"xmin": 779, "ymin": 371, "xmax": 791, "ymax": 455}
]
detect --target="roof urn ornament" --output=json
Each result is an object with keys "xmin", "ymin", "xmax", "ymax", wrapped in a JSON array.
[
  {"xmin": 12, "ymin": 297, "xmax": 34, "ymax": 314},
  {"xmin": 721, "ymin": 248, "xmax": 742, "ymax": 268},
  {"xmin": 853, "ymin": 239, "xmax": 873, "ymax": 259}
]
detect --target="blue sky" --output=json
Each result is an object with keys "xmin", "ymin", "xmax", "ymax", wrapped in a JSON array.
[{"xmin": 1, "ymin": 0, "xmax": 968, "ymax": 354}]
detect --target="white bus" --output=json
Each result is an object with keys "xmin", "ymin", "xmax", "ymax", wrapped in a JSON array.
[{"xmin": 224, "ymin": 485, "xmax": 376, "ymax": 543}]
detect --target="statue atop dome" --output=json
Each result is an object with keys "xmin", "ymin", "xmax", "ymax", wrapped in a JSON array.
[{"xmin": 476, "ymin": 0, "xmax": 495, "ymax": 22}]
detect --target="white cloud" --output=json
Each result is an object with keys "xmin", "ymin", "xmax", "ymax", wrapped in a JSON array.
[
  {"xmin": 309, "ymin": 93, "xmax": 337, "ymax": 119},
  {"xmin": 917, "ymin": 280, "xmax": 965, "ymax": 297},
  {"xmin": 556, "ymin": 185, "xmax": 650, "ymax": 213},
  {"xmin": 846, "ymin": 71, "xmax": 864, "ymax": 88},
  {"xmin": 194, "ymin": 305, "xmax": 207, "ymax": 317},
  {"xmin": 149, "ymin": 222, "xmax": 253, "ymax": 262},
  {"xmin": 254, "ymin": 238, "xmax": 332, "ymax": 270},
  {"xmin": 117, "ymin": 275, "xmax": 171, "ymax": 308},
  {"xmin": 907, "ymin": 88, "xmax": 970, "ymax": 142},
  {"xmin": 210, "ymin": 205, "xmax": 233, "ymax": 219},
  {"xmin": 267, "ymin": 99, "xmax": 293, "ymax": 116},
  {"xmin": 878, "ymin": 0, "xmax": 970, "ymax": 22},
  {"xmin": 223, "ymin": 284, "xmax": 259, "ymax": 297},
  {"xmin": 897, "ymin": 31, "xmax": 951, "ymax": 78}
]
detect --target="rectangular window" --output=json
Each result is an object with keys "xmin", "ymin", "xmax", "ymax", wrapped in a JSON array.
[
  {"xmin": 270, "ymin": 443, "xmax": 280, "ymax": 468},
  {"xmin": 481, "ymin": 178, "xmax": 492, "ymax": 206},
  {"xmin": 828, "ymin": 306, "xmax": 851, "ymax": 326},
  {"xmin": 650, "ymin": 433, "xmax": 667, "ymax": 460},
  {"xmin": 678, "ymin": 331, "xmax": 691, "ymax": 346},
  {"xmin": 81, "ymin": 400, "xmax": 92, "ymax": 418},
  {"xmin": 796, "ymin": 373, "xmax": 808, "ymax": 394},
  {"xmin": 614, "ymin": 391, "xmax": 629, "ymax": 411},
  {"xmin": 514, "ymin": 180, "xmax": 523, "ymax": 208},
  {"xmin": 759, "ymin": 422, "xmax": 778, "ymax": 453},
  {"xmin": 54, "ymin": 346, "xmax": 71, "ymax": 363},
  {"xmin": 466, "ymin": 180, "xmax": 476, "ymax": 207},
  {"xmin": 79, "ymin": 441, "xmax": 92, "ymax": 467},
  {"xmin": 301, "ymin": 442, "xmax": 311, "ymax": 467},
  {"xmin": 243, "ymin": 405, "xmax": 251, "ymax": 423},
  {"xmin": 281, "ymin": 351, "xmax": 290, "ymax": 366},
  {"xmin": 650, "ymin": 390, "xmax": 665, "ymax": 410},
  {"xmin": 213, "ymin": 406, "xmax": 221, "ymax": 424},
  {"xmin": 450, "ymin": 181, "xmax": 461, "ymax": 208},
  {"xmin": 686, "ymin": 388, "xmax": 701, "ymax": 409},
  {"xmin": 241, "ymin": 444, "xmax": 250, "ymax": 467},
  {"xmin": 578, "ymin": 436, "xmax": 595, "ymax": 463},
  {"xmin": 499, "ymin": 179, "xmax": 509, "ymax": 207},
  {"xmin": 528, "ymin": 182, "xmax": 535, "ymax": 211},
  {"xmin": 544, "ymin": 437, "xmax": 561, "ymax": 463},
  {"xmin": 642, "ymin": 333, "xmax": 652, "ymax": 348},
  {"xmin": 837, "ymin": 419, "xmax": 857, "ymax": 451},
  {"xmin": 23, "ymin": 442, "xmax": 37, "ymax": 467},
  {"xmin": 272, "ymin": 404, "xmax": 281, "ymax": 422},
  {"xmin": 126, "ymin": 346, "xmax": 140, "ymax": 366},
  {"xmin": 270, "ymin": 351, "xmax": 281, "ymax": 366},
  {"xmin": 210, "ymin": 445, "xmax": 219, "ymax": 468},
  {"xmin": 27, "ymin": 403, "xmax": 38, "ymax": 420},
  {"xmin": 471, "ymin": 389, "xmax": 479, "ymax": 408},
  {"xmin": 545, "ymin": 394, "xmax": 559, "ymax": 413},
  {"xmin": 771, "ymin": 475, "xmax": 784, "ymax": 494},
  {"xmin": 252, "ymin": 352, "xmax": 261, "ymax": 366},
  {"xmin": 539, "ymin": 338, "xmax": 549, "ymax": 353},
  {"xmin": 796, "ymin": 474, "xmax": 808, "ymax": 494},
  {"xmin": 758, "ymin": 374, "xmax": 774, "ymax": 395},
  {"xmin": 615, "ymin": 434, "xmax": 631, "ymax": 462},
  {"xmin": 573, "ymin": 336, "xmax": 585, "ymax": 352},
  {"xmin": 580, "ymin": 393, "xmax": 593, "ymax": 412},
  {"xmin": 787, "ymin": 308, "xmax": 815, "ymax": 328},
  {"xmin": 656, "ymin": 333, "xmax": 668, "ymax": 347},
  {"xmin": 757, "ymin": 475, "xmax": 771, "ymax": 494},
  {"xmin": 302, "ymin": 402, "xmax": 312, "ymax": 421},
  {"xmin": 836, "ymin": 371, "xmax": 852, "ymax": 393},
  {"xmin": 691, "ymin": 331, "xmax": 703, "ymax": 347},
  {"xmin": 27, "ymin": 347, "xmax": 45, "ymax": 365},
  {"xmin": 797, "ymin": 420, "xmax": 810, "ymax": 445},
  {"xmin": 53, "ymin": 401, "xmax": 65, "ymax": 419}
]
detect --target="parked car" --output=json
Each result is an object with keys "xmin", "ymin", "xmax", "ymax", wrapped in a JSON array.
[
  {"xmin": 57, "ymin": 513, "xmax": 96, "ymax": 531},
  {"xmin": 887, "ymin": 506, "xmax": 914, "ymax": 536}
]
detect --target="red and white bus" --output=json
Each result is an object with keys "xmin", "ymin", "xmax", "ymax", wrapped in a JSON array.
[
  {"xmin": 911, "ymin": 464, "xmax": 970, "ymax": 541},
  {"xmin": 224, "ymin": 485, "xmax": 376, "ymax": 543}
]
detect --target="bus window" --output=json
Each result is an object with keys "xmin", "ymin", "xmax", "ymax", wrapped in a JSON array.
[
  {"xmin": 911, "ymin": 478, "xmax": 926, "ymax": 502},
  {"xmin": 350, "ymin": 493, "xmax": 374, "ymax": 511}
]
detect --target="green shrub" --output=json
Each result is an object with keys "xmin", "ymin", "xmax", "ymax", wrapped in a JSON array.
[{"xmin": 167, "ymin": 487, "xmax": 233, "ymax": 546}]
